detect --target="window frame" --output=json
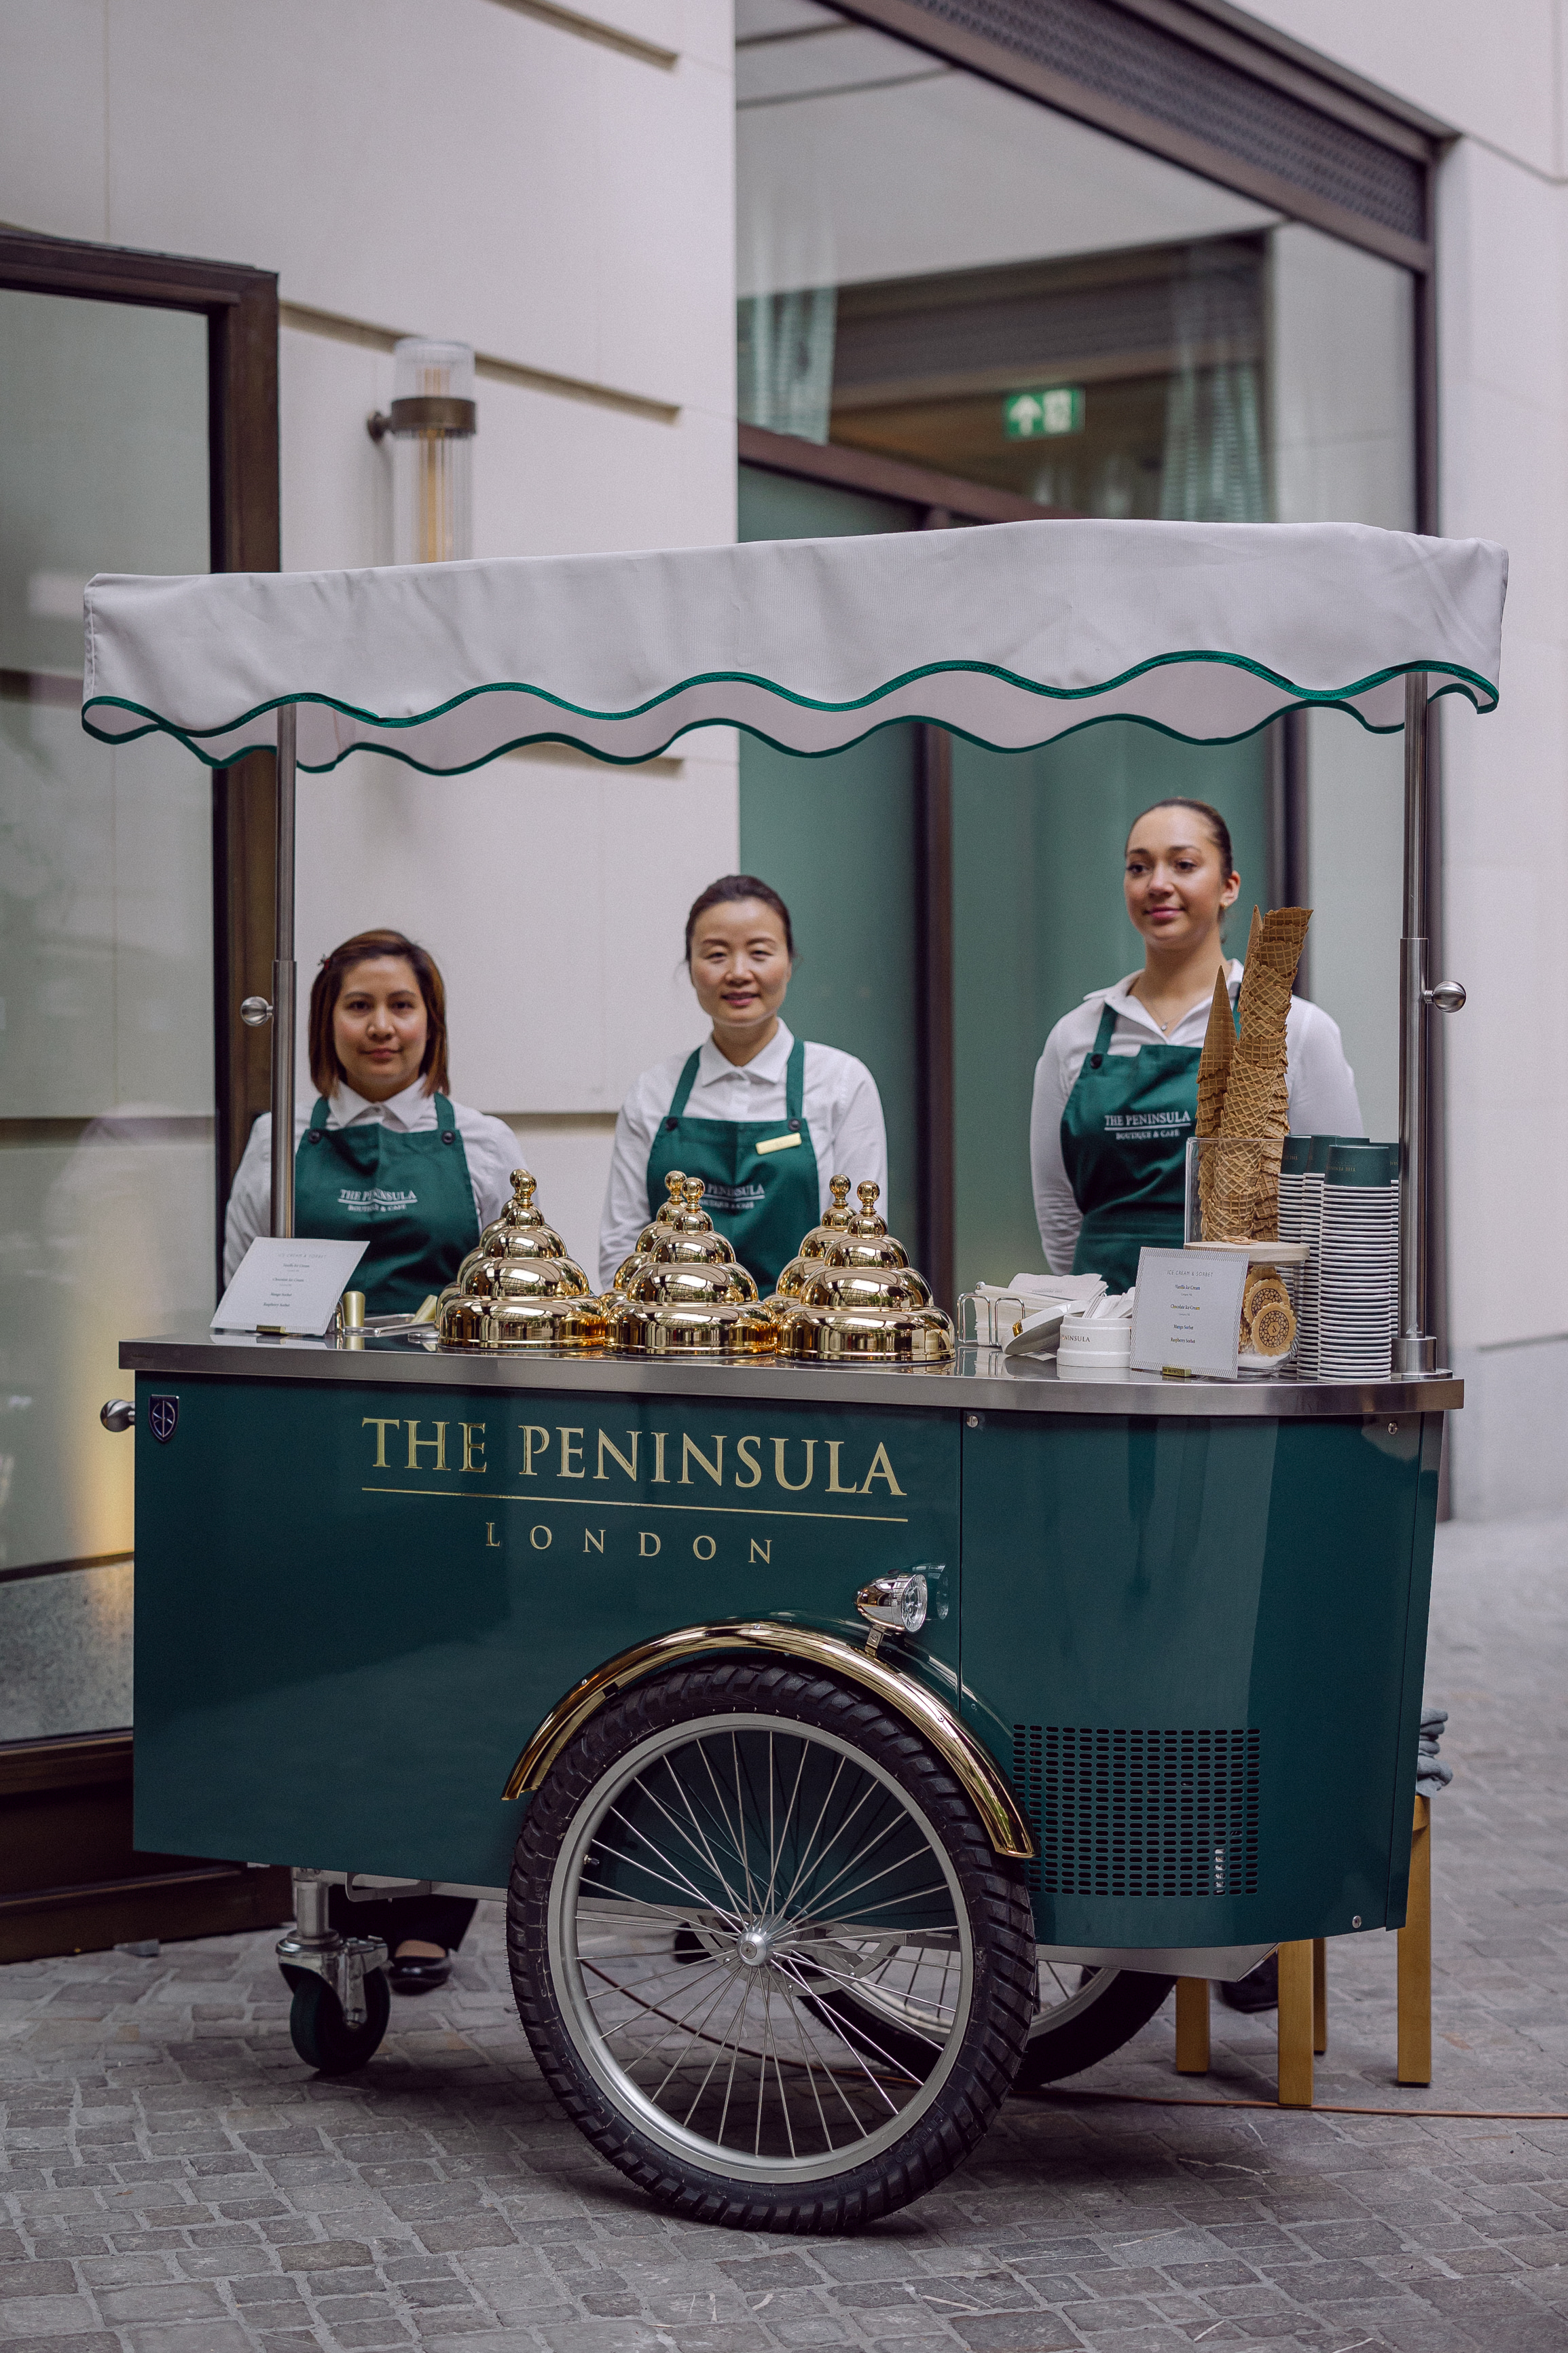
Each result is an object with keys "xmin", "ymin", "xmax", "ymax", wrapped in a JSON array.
[
  {"xmin": 735, "ymin": 3, "xmax": 1444, "ymax": 1347},
  {"xmin": 0, "ymin": 227, "xmax": 280, "ymax": 1289}
]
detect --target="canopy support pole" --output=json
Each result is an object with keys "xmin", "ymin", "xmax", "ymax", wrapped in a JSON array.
[
  {"xmin": 269, "ymin": 704, "xmax": 297, "ymax": 1240},
  {"xmin": 1393, "ymin": 673, "xmax": 1432, "ymax": 1377}
]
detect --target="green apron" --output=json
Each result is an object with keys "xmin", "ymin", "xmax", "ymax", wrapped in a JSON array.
[
  {"xmin": 646, "ymin": 1039, "xmax": 820, "ymax": 1294},
  {"xmin": 295, "ymin": 1091, "xmax": 479, "ymax": 1316},
  {"xmin": 1059, "ymin": 999, "xmax": 1205, "ymax": 1294}
]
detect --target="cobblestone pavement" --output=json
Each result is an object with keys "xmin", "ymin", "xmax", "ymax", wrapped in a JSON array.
[{"xmin": 3, "ymin": 1511, "xmax": 1567, "ymax": 2353}]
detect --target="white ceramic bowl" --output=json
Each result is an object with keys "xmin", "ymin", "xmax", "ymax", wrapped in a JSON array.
[{"xmin": 1057, "ymin": 1317, "xmax": 1132, "ymax": 1380}]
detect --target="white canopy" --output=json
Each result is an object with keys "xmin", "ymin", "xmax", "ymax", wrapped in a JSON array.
[{"xmin": 82, "ymin": 518, "xmax": 1506, "ymax": 772}]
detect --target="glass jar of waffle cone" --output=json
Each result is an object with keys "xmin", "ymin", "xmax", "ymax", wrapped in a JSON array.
[{"xmin": 1183, "ymin": 1136, "xmax": 1307, "ymax": 1372}]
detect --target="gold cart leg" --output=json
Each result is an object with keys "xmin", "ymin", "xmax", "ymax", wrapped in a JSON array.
[
  {"xmin": 1175, "ymin": 1976, "xmax": 1210, "ymax": 2074},
  {"xmin": 1313, "ymin": 1937, "xmax": 1327, "ymax": 2055},
  {"xmin": 1277, "ymin": 1941, "xmax": 1314, "ymax": 2107},
  {"xmin": 1398, "ymin": 1793, "xmax": 1432, "ymax": 2086}
]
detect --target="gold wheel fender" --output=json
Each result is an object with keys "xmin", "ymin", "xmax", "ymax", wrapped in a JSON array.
[{"xmin": 501, "ymin": 1620, "xmax": 1032, "ymax": 1862}]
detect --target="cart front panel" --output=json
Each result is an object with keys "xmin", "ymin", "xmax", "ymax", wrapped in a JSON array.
[{"xmin": 132, "ymin": 1373, "xmax": 958, "ymax": 1889}]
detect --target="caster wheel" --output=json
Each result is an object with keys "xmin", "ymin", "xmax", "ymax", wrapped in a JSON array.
[
  {"xmin": 507, "ymin": 1657, "xmax": 1036, "ymax": 2233},
  {"xmin": 283, "ymin": 1966, "xmax": 390, "ymax": 2074},
  {"xmin": 801, "ymin": 1949, "xmax": 1175, "ymax": 2094},
  {"xmin": 1010, "ymin": 1962, "xmax": 1175, "ymax": 2090}
]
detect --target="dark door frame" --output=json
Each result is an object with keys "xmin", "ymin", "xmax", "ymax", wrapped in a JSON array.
[
  {"xmin": 0, "ymin": 227, "xmax": 280, "ymax": 1286},
  {"xmin": 769, "ymin": 0, "xmax": 1446, "ymax": 1333},
  {"xmin": 738, "ymin": 0, "xmax": 1441, "ymax": 1313}
]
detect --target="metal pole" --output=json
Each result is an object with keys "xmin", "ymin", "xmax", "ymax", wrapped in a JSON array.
[
  {"xmin": 270, "ymin": 703, "xmax": 297, "ymax": 1239},
  {"xmin": 1393, "ymin": 672, "xmax": 1433, "ymax": 1377}
]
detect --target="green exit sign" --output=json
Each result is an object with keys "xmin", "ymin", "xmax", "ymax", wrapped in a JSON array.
[{"xmin": 1003, "ymin": 385, "xmax": 1084, "ymax": 439}]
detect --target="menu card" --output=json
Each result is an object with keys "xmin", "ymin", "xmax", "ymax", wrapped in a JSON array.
[
  {"xmin": 213, "ymin": 1238, "xmax": 369, "ymax": 1337},
  {"xmin": 1129, "ymin": 1246, "xmax": 1247, "ymax": 1379}
]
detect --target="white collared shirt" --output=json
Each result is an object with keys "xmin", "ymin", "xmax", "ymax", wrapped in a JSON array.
[
  {"xmin": 598, "ymin": 1021, "xmax": 888, "ymax": 1289},
  {"xmin": 223, "ymin": 1079, "xmax": 522, "ymax": 1283},
  {"xmin": 1029, "ymin": 961, "xmax": 1364, "ymax": 1278}
]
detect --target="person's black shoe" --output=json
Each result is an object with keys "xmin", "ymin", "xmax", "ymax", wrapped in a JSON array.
[
  {"xmin": 1218, "ymin": 1952, "xmax": 1278, "ymax": 2013},
  {"xmin": 386, "ymin": 1950, "xmax": 452, "ymax": 1995}
]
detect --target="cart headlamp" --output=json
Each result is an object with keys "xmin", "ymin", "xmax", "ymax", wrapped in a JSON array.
[{"xmin": 856, "ymin": 1572, "xmax": 928, "ymax": 1643}]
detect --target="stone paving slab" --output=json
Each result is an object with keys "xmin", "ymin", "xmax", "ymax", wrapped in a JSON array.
[{"xmin": 3, "ymin": 1515, "xmax": 1567, "ymax": 2352}]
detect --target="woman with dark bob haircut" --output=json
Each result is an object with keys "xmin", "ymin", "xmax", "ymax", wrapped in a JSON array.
[
  {"xmin": 223, "ymin": 927, "xmax": 519, "ymax": 1995},
  {"xmin": 225, "ymin": 927, "xmax": 518, "ymax": 1308},
  {"xmin": 598, "ymin": 875, "xmax": 887, "ymax": 1293}
]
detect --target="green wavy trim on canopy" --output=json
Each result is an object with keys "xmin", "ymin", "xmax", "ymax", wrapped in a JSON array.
[{"xmin": 80, "ymin": 649, "xmax": 1498, "ymax": 775}]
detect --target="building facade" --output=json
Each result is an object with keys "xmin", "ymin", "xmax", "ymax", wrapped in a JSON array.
[{"xmin": 0, "ymin": 0, "xmax": 1556, "ymax": 1816}]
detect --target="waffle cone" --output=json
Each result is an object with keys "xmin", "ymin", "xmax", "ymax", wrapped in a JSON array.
[
  {"xmin": 1239, "ymin": 962, "xmax": 1292, "ymax": 1037},
  {"xmin": 1218, "ymin": 1058, "xmax": 1273, "ymax": 1138},
  {"xmin": 1195, "ymin": 969, "xmax": 1236, "ymax": 1138},
  {"xmin": 1258, "ymin": 906, "xmax": 1311, "ymax": 984}
]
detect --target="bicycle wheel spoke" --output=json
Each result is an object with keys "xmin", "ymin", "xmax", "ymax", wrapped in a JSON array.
[{"xmin": 545, "ymin": 1705, "xmax": 989, "ymax": 2187}]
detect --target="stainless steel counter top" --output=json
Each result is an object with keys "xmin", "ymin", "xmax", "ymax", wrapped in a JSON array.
[{"xmin": 119, "ymin": 1324, "xmax": 1462, "ymax": 1419}]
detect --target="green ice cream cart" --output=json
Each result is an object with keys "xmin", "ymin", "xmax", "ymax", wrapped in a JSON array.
[{"xmin": 88, "ymin": 516, "xmax": 1503, "ymax": 2231}]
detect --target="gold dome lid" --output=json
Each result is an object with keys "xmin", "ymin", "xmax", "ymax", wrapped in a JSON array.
[
  {"xmin": 773, "ymin": 1182, "xmax": 955, "ymax": 1365},
  {"xmin": 610, "ymin": 1168, "xmax": 691, "ymax": 1292},
  {"xmin": 604, "ymin": 1177, "xmax": 775, "ymax": 1356},
  {"xmin": 769, "ymin": 1173, "xmax": 858, "ymax": 1309},
  {"xmin": 438, "ymin": 1171, "xmax": 606, "ymax": 1350}
]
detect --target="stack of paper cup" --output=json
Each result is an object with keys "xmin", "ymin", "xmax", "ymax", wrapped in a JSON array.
[
  {"xmin": 1315, "ymin": 1142, "xmax": 1399, "ymax": 1380},
  {"xmin": 1277, "ymin": 1134, "xmax": 1309, "ymax": 1246},
  {"xmin": 1296, "ymin": 1133, "xmax": 1370, "ymax": 1378}
]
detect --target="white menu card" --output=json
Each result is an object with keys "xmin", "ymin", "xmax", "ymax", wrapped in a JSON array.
[
  {"xmin": 213, "ymin": 1238, "xmax": 369, "ymax": 1337},
  {"xmin": 1129, "ymin": 1246, "xmax": 1248, "ymax": 1379}
]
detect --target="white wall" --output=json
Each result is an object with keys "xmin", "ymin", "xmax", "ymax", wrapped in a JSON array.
[
  {"xmin": 0, "ymin": 0, "xmax": 741, "ymax": 1250},
  {"xmin": 1249, "ymin": 0, "xmax": 1568, "ymax": 1513}
]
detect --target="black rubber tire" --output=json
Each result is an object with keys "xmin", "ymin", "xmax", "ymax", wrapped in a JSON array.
[
  {"xmin": 507, "ymin": 1659, "xmax": 1037, "ymax": 2233},
  {"xmin": 1011, "ymin": 1967, "xmax": 1175, "ymax": 2091},
  {"xmin": 282, "ymin": 1967, "xmax": 391, "ymax": 2074}
]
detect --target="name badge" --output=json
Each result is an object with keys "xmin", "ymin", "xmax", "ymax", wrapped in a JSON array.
[{"xmin": 755, "ymin": 1132, "xmax": 802, "ymax": 1155}]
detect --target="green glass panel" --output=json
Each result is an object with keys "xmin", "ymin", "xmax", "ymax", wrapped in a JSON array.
[
  {"xmin": 951, "ymin": 723, "xmax": 1270, "ymax": 1291},
  {"xmin": 737, "ymin": 466, "xmax": 921, "ymax": 1242}
]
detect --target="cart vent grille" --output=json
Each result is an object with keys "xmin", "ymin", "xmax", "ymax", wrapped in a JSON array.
[{"xmin": 1013, "ymin": 1725, "xmax": 1260, "ymax": 1898}]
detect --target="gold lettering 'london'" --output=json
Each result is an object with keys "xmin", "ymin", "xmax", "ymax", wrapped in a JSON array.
[{"xmin": 361, "ymin": 1418, "xmax": 904, "ymax": 1497}]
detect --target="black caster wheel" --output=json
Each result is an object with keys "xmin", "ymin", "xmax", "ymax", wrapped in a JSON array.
[
  {"xmin": 1010, "ymin": 1962, "xmax": 1175, "ymax": 2090},
  {"xmin": 282, "ymin": 1966, "xmax": 390, "ymax": 2074}
]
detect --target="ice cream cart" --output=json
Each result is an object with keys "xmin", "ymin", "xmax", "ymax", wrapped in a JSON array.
[{"xmin": 88, "ymin": 517, "xmax": 1504, "ymax": 2232}]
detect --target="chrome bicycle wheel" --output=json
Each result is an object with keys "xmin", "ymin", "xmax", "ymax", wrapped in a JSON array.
[{"xmin": 507, "ymin": 1657, "xmax": 1035, "ymax": 2231}]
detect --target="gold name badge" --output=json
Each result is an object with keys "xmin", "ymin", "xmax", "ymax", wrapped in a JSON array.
[{"xmin": 755, "ymin": 1132, "xmax": 803, "ymax": 1155}]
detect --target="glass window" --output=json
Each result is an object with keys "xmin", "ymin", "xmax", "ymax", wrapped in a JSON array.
[
  {"xmin": 737, "ymin": 0, "xmax": 1418, "ymax": 1289},
  {"xmin": 0, "ymin": 287, "xmax": 211, "ymax": 1732}
]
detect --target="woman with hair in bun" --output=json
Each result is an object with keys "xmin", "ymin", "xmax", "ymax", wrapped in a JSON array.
[
  {"xmin": 598, "ymin": 875, "xmax": 888, "ymax": 1295},
  {"xmin": 1031, "ymin": 799, "xmax": 1362, "ymax": 1297},
  {"xmin": 1032, "ymin": 797, "xmax": 1362, "ymax": 2020}
]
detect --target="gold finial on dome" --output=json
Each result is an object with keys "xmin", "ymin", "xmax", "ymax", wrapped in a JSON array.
[
  {"xmin": 604, "ymin": 1170, "xmax": 774, "ymax": 1358},
  {"xmin": 765, "ymin": 1171, "xmax": 862, "ymax": 1314},
  {"xmin": 665, "ymin": 1169, "xmax": 685, "ymax": 1205},
  {"xmin": 771, "ymin": 1174, "xmax": 954, "ymax": 1365},
  {"xmin": 437, "ymin": 1172, "xmax": 604, "ymax": 1352}
]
